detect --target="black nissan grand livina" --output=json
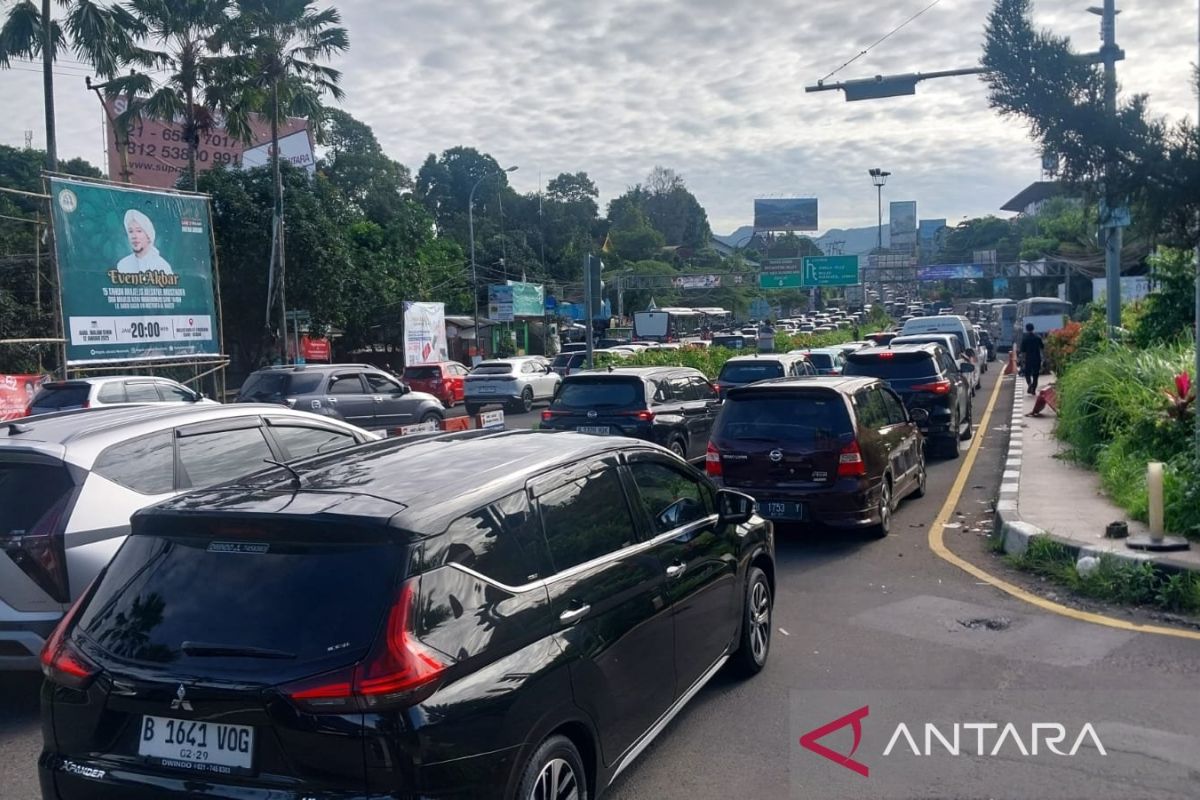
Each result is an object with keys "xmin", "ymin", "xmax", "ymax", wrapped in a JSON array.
[{"xmin": 38, "ymin": 428, "xmax": 774, "ymax": 800}]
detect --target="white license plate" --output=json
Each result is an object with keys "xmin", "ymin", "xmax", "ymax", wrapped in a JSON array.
[
  {"xmin": 577, "ymin": 426, "xmax": 610, "ymax": 435},
  {"xmin": 477, "ymin": 386, "xmax": 496, "ymax": 394},
  {"xmin": 138, "ymin": 715, "xmax": 254, "ymax": 773}
]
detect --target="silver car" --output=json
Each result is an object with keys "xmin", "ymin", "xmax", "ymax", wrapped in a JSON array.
[
  {"xmin": 0, "ymin": 403, "xmax": 376, "ymax": 670},
  {"xmin": 464, "ymin": 357, "xmax": 560, "ymax": 415},
  {"xmin": 28, "ymin": 375, "xmax": 214, "ymax": 416}
]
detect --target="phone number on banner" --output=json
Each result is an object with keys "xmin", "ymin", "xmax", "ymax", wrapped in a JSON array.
[{"xmin": 68, "ymin": 316, "xmax": 214, "ymax": 346}]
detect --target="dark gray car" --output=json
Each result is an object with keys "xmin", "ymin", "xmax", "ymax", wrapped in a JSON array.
[{"xmin": 236, "ymin": 364, "xmax": 445, "ymax": 430}]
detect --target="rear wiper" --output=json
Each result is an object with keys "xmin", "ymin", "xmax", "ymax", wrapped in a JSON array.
[{"xmin": 181, "ymin": 641, "xmax": 296, "ymax": 659}]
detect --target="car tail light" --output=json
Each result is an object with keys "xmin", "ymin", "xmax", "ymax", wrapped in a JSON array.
[
  {"xmin": 284, "ymin": 580, "xmax": 446, "ymax": 713},
  {"xmin": 878, "ymin": 352, "xmax": 895, "ymax": 359},
  {"xmin": 541, "ymin": 409, "xmax": 562, "ymax": 422},
  {"xmin": 712, "ymin": 383, "xmax": 721, "ymax": 394},
  {"xmin": 618, "ymin": 410, "xmax": 655, "ymax": 422},
  {"xmin": 7, "ymin": 494, "xmax": 72, "ymax": 603},
  {"xmin": 706, "ymin": 441, "xmax": 722, "ymax": 477},
  {"xmin": 837, "ymin": 439, "xmax": 866, "ymax": 477},
  {"xmin": 40, "ymin": 579, "xmax": 99, "ymax": 690},
  {"xmin": 912, "ymin": 381, "xmax": 952, "ymax": 395}
]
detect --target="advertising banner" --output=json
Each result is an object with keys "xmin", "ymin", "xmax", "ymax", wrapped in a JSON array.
[
  {"xmin": 917, "ymin": 264, "xmax": 986, "ymax": 281},
  {"xmin": 506, "ymin": 281, "xmax": 545, "ymax": 316},
  {"xmin": 1092, "ymin": 277, "xmax": 1153, "ymax": 305},
  {"xmin": 403, "ymin": 302, "xmax": 448, "ymax": 366},
  {"xmin": 673, "ymin": 274, "xmax": 723, "ymax": 289},
  {"xmin": 890, "ymin": 201, "xmax": 918, "ymax": 253},
  {"xmin": 754, "ymin": 198, "xmax": 818, "ymax": 231},
  {"xmin": 488, "ymin": 285, "xmax": 515, "ymax": 322},
  {"xmin": 300, "ymin": 336, "xmax": 331, "ymax": 362},
  {"xmin": 105, "ymin": 98, "xmax": 310, "ymax": 189},
  {"xmin": 50, "ymin": 177, "xmax": 219, "ymax": 365},
  {"xmin": 0, "ymin": 374, "xmax": 45, "ymax": 420},
  {"xmin": 240, "ymin": 130, "xmax": 316, "ymax": 174}
]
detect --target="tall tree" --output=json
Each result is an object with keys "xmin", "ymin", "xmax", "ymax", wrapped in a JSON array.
[
  {"xmin": 101, "ymin": 0, "xmax": 235, "ymax": 190},
  {"xmin": 218, "ymin": 0, "xmax": 348, "ymax": 357},
  {"xmin": 0, "ymin": 0, "xmax": 136, "ymax": 170},
  {"xmin": 321, "ymin": 108, "xmax": 412, "ymax": 224}
]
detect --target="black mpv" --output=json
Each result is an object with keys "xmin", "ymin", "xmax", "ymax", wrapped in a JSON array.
[{"xmin": 38, "ymin": 429, "xmax": 774, "ymax": 800}]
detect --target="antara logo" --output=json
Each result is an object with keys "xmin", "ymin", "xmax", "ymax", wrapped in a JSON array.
[{"xmin": 800, "ymin": 706, "xmax": 1107, "ymax": 777}]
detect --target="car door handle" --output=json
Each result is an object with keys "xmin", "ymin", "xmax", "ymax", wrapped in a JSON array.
[
  {"xmin": 326, "ymin": 397, "xmax": 338, "ymax": 404},
  {"xmin": 666, "ymin": 562, "xmax": 687, "ymax": 579},
  {"xmin": 559, "ymin": 603, "xmax": 590, "ymax": 623}
]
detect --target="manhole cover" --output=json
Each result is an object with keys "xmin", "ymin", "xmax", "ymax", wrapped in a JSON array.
[{"xmin": 958, "ymin": 617, "xmax": 1011, "ymax": 631}]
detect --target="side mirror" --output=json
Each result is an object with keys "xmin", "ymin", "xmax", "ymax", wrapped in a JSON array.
[
  {"xmin": 397, "ymin": 383, "xmax": 411, "ymax": 395},
  {"xmin": 959, "ymin": 362, "xmax": 976, "ymax": 374},
  {"xmin": 909, "ymin": 408, "xmax": 930, "ymax": 425},
  {"xmin": 716, "ymin": 489, "xmax": 756, "ymax": 526}
]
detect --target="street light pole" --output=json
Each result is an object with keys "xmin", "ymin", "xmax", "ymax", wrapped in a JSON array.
[
  {"xmin": 869, "ymin": 168, "xmax": 891, "ymax": 310},
  {"xmin": 469, "ymin": 165, "xmax": 519, "ymax": 362},
  {"xmin": 1092, "ymin": 0, "xmax": 1125, "ymax": 333},
  {"xmin": 1194, "ymin": 0, "xmax": 1200, "ymax": 457}
]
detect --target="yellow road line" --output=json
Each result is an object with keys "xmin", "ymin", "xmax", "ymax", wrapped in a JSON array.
[{"xmin": 927, "ymin": 371, "xmax": 1200, "ymax": 642}]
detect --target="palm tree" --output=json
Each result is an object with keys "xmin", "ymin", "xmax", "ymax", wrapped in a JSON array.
[
  {"xmin": 0, "ymin": 0, "xmax": 136, "ymax": 171},
  {"xmin": 217, "ymin": 0, "xmax": 348, "ymax": 359},
  {"xmin": 101, "ymin": 0, "xmax": 234, "ymax": 190}
]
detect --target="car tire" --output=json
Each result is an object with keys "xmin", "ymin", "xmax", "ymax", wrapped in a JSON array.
[
  {"xmin": 912, "ymin": 454, "xmax": 928, "ymax": 498},
  {"xmin": 730, "ymin": 566, "xmax": 772, "ymax": 678},
  {"xmin": 519, "ymin": 387, "xmax": 534, "ymax": 414},
  {"xmin": 514, "ymin": 734, "xmax": 588, "ymax": 800},
  {"xmin": 960, "ymin": 404, "xmax": 974, "ymax": 441},
  {"xmin": 870, "ymin": 478, "xmax": 892, "ymax": 538},
  {"xmin": 942, "ymin": 435, "xmax": 961, "ymax": 460},
  {"xmin": 420, "ymin": 411, "xmax": 442, "ymax": 426},
  {"xmin": 667, "ymin": 437, "xmax": 687, "ymax": 459}
]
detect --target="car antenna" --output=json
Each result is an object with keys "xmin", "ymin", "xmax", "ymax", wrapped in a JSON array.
[
  {"xmin": 607, "ymin": 364, "xmax": 614, "ymax": 372},
  {"xmin": 263, "ymin": 458, "xmax": 304, "ymax": 490}
]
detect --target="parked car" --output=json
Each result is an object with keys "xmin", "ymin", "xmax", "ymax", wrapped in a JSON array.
[
  {"xmin": 236, "ymin": 364, "xmax": 445, "ymax": 430},
  {"xmin": 0, "ymin": 403, "xmax": 375, "ymax": 670},
  {"xmin": 788, "ymin": 347, "xmax": 845, "ymax": 375},
  {"xmin": 540, "ymin": 366, "xmax": 720, "ymax": 461},
  {"xmin": 712, "ymin": 334, "xmax": 755, "ymax": 350},
  {"xmin": 38, "ymin": 429, "xmax": 774, "ymax": 799},
  {"xmin": 402, "ymin": 361, "xmax": 470, "ymax": 407},
  {"xmin": 977, "ymin": 329, "xmax": 997, "ymax": 363},
  {"xmin": 27, "ymin": 376, "xmax": 212, "ymax": 416},
  {"xmin": 464, "ymin": 357, "xmax": 560, "ymax": 415},
  {"xmin": 707, "ymin": 376, "xmax": 925, "ymax": 537},
  {"xmin": 714, "ymin": 354, "xmax": 815, "ymax": 399},
  {"xmin": 841, "ymin": 344, "xmax": 974, "ymax": 459}
]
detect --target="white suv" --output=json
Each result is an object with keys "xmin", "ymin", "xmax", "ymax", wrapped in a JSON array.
[
  {"xmin": 27, "ymin": 376, "xmax": 214, "ymax": 416},
  {"xmin": 464, "ymin": 357, "xmax": 560, "ymax": 415}
]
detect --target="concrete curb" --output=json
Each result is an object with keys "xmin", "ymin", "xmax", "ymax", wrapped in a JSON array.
[{"xmin": 991, "ymin": 377, "xmax": 1199, "ymax": 578}]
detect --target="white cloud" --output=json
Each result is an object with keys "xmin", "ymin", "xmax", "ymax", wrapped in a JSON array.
[{"xmin": 0, "ymin": 0, "xmax": 1194, "ymax": 235}]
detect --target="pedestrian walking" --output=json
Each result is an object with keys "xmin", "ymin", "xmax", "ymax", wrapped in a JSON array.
[{"xmin": 1018, "ymin": 323, "xmax": 1044, "ymax": 395}]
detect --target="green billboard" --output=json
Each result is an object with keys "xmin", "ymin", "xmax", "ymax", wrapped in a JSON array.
[
  {"xmin": 50, "ymin": 177, "xmax": 219, "ymax": 365},
  {"xmin": 507, "ymin": 281, "xmax": 545, "ymax": 316}
]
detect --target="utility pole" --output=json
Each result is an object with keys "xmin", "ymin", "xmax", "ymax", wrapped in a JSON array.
[
  {"xmin": 1194, "ymin": 0, "xmax": 1200, "ymax": 457},
  {"xmin": 1092, "ymin": 0, "xmax": 1126, "ymax": 333},
  {"xmin": 869, "ymin": 168, "xmax": 890, "ymax": 311},
  {"xmin": 583, "ymin": 254, "xmax": 595, "ymax": 370}
]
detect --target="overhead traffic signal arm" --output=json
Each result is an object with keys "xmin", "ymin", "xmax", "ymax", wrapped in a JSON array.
[{"xmin": 805, "ymin": 67, "xmax": 989, "ymax": 101}]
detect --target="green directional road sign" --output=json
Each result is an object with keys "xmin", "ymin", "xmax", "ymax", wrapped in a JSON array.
[
  {"xmin": 801, "ymin": 255, "xmax": 860, "ymax": 287},
  {"xmin": 759, "ymin": 273, "xmax": 804, "ymax": 289}
]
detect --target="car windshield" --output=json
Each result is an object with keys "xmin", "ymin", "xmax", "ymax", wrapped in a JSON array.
[
  {"xmin": 716, "ymin": 393, "xmax": 851, "ymax": 447},
  {"xmin": 552, "ymin": 353, "xmax": 585, "ymax": 367},
  {"xmin": 403, "ymin": 366, "xmax": 441, "ymax": 380},
  {"xmin": 843, "ymin": 354, "xmax": 939, "ymax": 381},
  {"xmin": 237, "ymin": 371, "xmax": 323, "ymax": 400},
  {"xmin": 472, "ymin": 363, "xmax": 514, "ymax": 375},
  {"xmin": 551, "ymin": 378, "xmax": 644, "ymax": 410},
  {"xmin": 718, "ymin": 362, "xmax": 785, "ymax": 382},
  {"xmin": 32, "ymin": 384, "xmax": 89, "ymax": 409}
]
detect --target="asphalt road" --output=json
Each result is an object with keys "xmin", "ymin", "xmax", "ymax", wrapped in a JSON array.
[{"xmin": 5, "ymin": 366, "xmax": 1199, "ymax": 799}]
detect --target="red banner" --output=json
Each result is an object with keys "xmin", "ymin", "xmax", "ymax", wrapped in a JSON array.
[
  {"xmin": 300, "ymin": 336, "xmax": 331, "ymax": 362},
  {"xmin": 0, "ymin": 374, "xmax": 45, "ymax": 420}
]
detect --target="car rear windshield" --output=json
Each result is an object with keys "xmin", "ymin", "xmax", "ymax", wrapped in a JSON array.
[
  {"xmin": 805, "ymin": 354, "xmax": 834, "ymax": 369},
  {"xmin": 716, "ymin": 393, "xmax": 851, "ymax": 446},
  {"xmin": 237, "ymin": 371, "xmax": 324, "ymax": 401},
  {"xmin": 551, "ymin": 378, "xmax": 645, "ymax": 410},
  {"xmin": 713, "ymin": 336, "xmax": 748, "ymax": 348},
  {"xmin": 472, "ymin": 363, "xmax": 514, "ymax": 375},
  {"xmin": 403, "ymin": 366, "xmax": 441, "ymax": 380},
  {"xmin": 552, "ymin": 354, "xmax": 585, "ymax": 367},
  {"xmin": 718, "ymin": 361, "xmax": 785, "ymax": 383},
  {"xmin": 0, "ymin": 458, "xmax": 74, "ymax": 536},
  {"xmin": 32, "ymin": 384, "xmax": 89, "ymax": 409},
  {"xmin": 843, "ymin": 353, "xmax": 938, "ymax": 380},
  {"xmin": 76, "ymin": 525, "xmax": 403, "ymax": 671}
]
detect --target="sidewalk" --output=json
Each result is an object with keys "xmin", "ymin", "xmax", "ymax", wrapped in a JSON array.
[{"xmin": 994, "ymin": 374, "xmax": 1200, "ymax": 574}]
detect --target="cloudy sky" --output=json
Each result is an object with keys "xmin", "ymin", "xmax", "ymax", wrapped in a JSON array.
[{"xmin": 1, "ymin": 0, "xmax": 1196, "ymax": 236}]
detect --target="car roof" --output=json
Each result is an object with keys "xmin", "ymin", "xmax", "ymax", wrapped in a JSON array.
[
  {"xmin": 2, "ymin": 404, "xmax": 364, "ymax": 467},
  {"xmin": 726, "ymin": 376, "xmax": 878, "ymax": 395},
  {"xmin": 722, "ymin": 353, "xmax": 803, "ymax": 364},
  {"xmin": 141, "ymin": 430, "xmax": 661, "ymax": 535},
  {"xmin": 251, "ymin": 363, "xmax": 381, "ymax": 372},
  {"xmin": 39, "ymin": 375, "xmax": 180, "ymax": 387},
  {"xmin": 848, "ymin": 343, "xmax": 942, "ymax": 358},
  {"xmin": 892, "ymin": 333, "xmax": 959, "ymax": 345},
  {"xmin": 567, "ymin": 366, "xmax": 698, "ymax": 378}
]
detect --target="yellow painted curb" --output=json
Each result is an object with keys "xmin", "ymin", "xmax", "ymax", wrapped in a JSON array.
[{"xmin": 927, "ymin": 371, "xmax": 1200, "ymax": 642}]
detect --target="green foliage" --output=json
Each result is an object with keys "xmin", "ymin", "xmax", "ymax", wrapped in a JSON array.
[
  {"xmin": 1133, "ymin": 248, "xmax": 1196, "ymax": 347},
  {"xmin": 1007, "ymin": 537, "xmax": 1075, "ymax": 581}
]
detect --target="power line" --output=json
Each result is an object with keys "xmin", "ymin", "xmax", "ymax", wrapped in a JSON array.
[{"xmin": 818, "ymin": 0, "xmax": 944, "ymax": 84}]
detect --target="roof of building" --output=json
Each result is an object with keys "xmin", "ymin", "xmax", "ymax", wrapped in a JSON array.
[{"xmin": 1000, "ymin": 181, "xmax": 1064, "ymax": 213}]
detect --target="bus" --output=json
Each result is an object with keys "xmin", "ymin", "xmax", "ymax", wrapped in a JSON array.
[
  {"xmin": 633, "ymin": 308, "xmax": 703, "ymax": 342},
  {"xmin": 1014, "ymin": 297, "xmax": 1072, "ymax": 340}
]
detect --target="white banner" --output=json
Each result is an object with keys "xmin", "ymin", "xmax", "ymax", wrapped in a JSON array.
[
  {"xmin": 240, "ymin": 130, "xmax": 316, "ymax": 174},
  {"xmin": 403, "ymin": 302, "xmax": 448, "ymax": 366}
]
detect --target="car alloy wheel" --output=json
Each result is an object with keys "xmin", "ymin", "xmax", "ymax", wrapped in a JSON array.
[
  {"xmin": 668, "ymin": 438, "xmax": 686, "ymax": 458},
  {"xmin": 913, "ymin": 455, "xmax": 928, "ymax": 498},
  {"xmin": 521, "ymin": 388, "xmax": 534, "ymax": 413},
  {"xmin": 749, "ymin": 578, "xmax": 771, "ymax": 665},
  {"xmin": 872, "ymin": 480, "xmax": 892, "ymax": 538},
  {"xmin": 530, "ymin": 758, "xmax": 580, "ymax": 800}
]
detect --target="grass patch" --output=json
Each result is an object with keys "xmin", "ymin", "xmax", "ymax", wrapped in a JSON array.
[{"xmin": 1007, "ymin": 536, "xmax": 1200, "ymax": 615}]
